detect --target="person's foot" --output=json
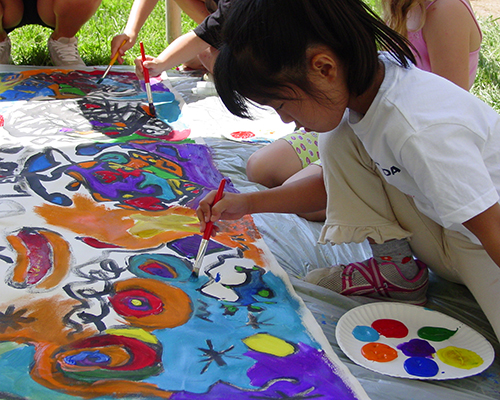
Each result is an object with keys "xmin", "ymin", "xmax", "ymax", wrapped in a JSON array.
[
  {"xmin": 305, "ymin": 258, "xmax": 429, "ymax": 305},
  {"xmin": 47, "ymin": 36, "xmax": 85, "ymax": 67},
  {"xmin": 0, "ymin": 36, "xmax": 13, "ymax": 65}
]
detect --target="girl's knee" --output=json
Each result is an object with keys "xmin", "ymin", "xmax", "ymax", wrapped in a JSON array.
[
  {"xmin": 246, "ymin": 150, "xmax": 273, "ymax": 186},
  {"xmin": 246, "ymin": 139, "xmax": 303, "ymax": 187}
]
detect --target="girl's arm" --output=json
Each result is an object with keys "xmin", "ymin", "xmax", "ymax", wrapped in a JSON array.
[
  {"xmin": 423, "ymin": 0, "xmax": 481, "ymax": 90},
  {"xmin": 463, "ymin": 203, "xmax": 500, "ymax": 269},
  {"xmin": 111, "ymin": 0, "xmax": 160, "ymax": 64},
  {"xmin": 134, "ymin": 31, "xmax": 210, "ymax": 78},
  {"xmin": 197, "ymin": 171, "xmax": 327, "ymax": 234}
]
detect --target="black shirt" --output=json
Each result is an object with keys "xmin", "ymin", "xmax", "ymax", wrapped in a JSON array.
[{"xmin": 193, "ymin": 0, "xmax": 232, "ymax": 49}]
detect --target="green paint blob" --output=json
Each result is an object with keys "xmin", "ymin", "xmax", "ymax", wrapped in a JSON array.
[{"xmin": 417, "ymin": 326, "xmax": 457, "ymax": 342}]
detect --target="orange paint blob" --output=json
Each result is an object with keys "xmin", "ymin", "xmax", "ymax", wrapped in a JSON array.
[{"xmin": 361, "ymin": 342, "xmax": 398, "ymax": 362}]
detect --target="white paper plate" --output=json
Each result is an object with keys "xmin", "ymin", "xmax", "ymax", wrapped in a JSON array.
[{"xmin": 336, "ymin": 302, "xmax": 495, "ymax": 379}]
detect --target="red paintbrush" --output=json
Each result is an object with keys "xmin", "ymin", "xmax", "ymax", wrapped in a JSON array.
[
  {"xmin": 190, "ymin": 178, "xmax": 226, "ymax": 280},
  {"xmin": 139, "ymin": 41, "xmax": 156, "ymax": 117}
]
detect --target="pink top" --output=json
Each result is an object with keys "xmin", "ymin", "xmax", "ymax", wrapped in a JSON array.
[{"xmin": 407, "ymin": 0, "xmax": 482, "ymax": 89}]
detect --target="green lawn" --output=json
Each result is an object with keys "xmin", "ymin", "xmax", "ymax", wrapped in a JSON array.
[{"xmin": 6, "ymin": 0, "xmax": 500, "ymax": 111}]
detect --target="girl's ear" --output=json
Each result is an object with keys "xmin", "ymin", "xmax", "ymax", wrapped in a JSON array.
[{"xmin": 309, "ymin": 50, "xmax": 338, "ymax": 83}]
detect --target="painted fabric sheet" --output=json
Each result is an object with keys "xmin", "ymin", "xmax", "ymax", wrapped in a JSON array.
[{"xmin": 0, "ymin": 68, "xmax": 369, "ymax": 399}]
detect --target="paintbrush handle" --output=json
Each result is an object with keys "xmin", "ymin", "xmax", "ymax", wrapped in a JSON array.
[
  {"xmin": 99, "ymin": 39, "xmax": 127, "ymax": 82},
  {"xmin": 139, "ymin": 41, "xmax": 151, "ymax": 83},
  {"xmin": 202, "ymin": 178, "xmax": 226, "ymax": 240},
  {"xmin": 111, "ymin": 39, "xmax": 127, "ymax": 64}
]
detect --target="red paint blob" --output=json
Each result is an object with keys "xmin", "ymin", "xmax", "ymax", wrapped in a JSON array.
[
  {"xmin": 123, "ymin": 196, "xmax": 166, "ymax": 210},
  {"xmin": 371, "ymin": 319, "xmax": 409, "ymax": 338},
  {"xmin": 79, "ymin": 237, "xmax": 122, "ymax": 249},
  {"xmin": 231, "ymin": 131, "xmax": 255, "ymax": 139}
]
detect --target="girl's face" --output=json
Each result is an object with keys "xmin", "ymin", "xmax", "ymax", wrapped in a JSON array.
[
  {"xmin": 258, "ymin": 48, "xmax": 350, "ymax": 133},
  {"xmin": 265, "ymin": 86, "xmax": 348, "ymax": 133}
]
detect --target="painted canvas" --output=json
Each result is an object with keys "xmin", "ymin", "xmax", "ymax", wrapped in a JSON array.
[{"xmin": 0, "ymin": 68, "xmax": 369, "ymax": 399}]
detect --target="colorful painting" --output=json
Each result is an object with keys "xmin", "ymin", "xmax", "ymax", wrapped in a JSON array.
[{"xmin": 0, "ymin": 68, "xmax": 368, "ymax": 399}]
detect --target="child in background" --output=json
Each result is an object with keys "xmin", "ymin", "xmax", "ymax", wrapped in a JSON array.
[
  {"xmin": 383, "ymin": 0, "xmax": 482, "ymax": 90},
  {"xmin": 197, "ymin": 0, "xmax": 500, "ymax": 342},
  {"xmin": 111, "ymin": 0, "xmax": 230, "ymax": 78},
  {"xmin": 111, "ymin": 0, "xmax": 212, "ymax": 70},
  {"xmin": 0, "ymin": 0, "xmax": 102, "ymax": 66},
  {"xmin": 245, "ymin": 0, "xmax": 482, "ymax": 222}
]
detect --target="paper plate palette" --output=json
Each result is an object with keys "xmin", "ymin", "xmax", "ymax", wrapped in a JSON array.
[{"xmin": 336, "ymin": 302, "xmax": 495, "ymax": 380}]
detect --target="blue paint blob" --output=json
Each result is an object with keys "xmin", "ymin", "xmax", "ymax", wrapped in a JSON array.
[
  {"xmin": 64, "ymin": 350, "xmax": 111, "ymax": 366},
  {"xmin": 404, "ymin": 357, "xmax": 439, "ymax": 377},
  {"xmin": 397, "ymin": 338, "xmax": 436, "ymax": 358},
  {"xmin": 352, "ymin": 325, "xmax": 380, "ymax": 342}
]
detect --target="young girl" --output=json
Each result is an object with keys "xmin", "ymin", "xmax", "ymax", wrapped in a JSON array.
[
  {"xmin": 197, "ymin": 0, "xmax": 500, "ymax": 342},
  {"xmin": 245, "ymin": 0, "xmax": 482, "ymax": 222},
  {"xmin": 383, "ymin": 0, "xmax": 482, "ymax": 90}
]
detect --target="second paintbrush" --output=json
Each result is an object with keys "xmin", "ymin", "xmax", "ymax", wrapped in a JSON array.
[{"xmin": 139, "ymin": 41, "xmax": 156, "ymax": 117}]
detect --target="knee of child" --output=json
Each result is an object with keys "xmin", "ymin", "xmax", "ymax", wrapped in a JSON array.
[{"xmin": 246, "ymin": 150, "xmax": 273, "ymax": 186}]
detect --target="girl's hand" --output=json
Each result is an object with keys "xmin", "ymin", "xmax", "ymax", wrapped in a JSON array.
[
  {"xmin": 134, "ymin": 55, "xmax": 165, "ymax": 79},
  {"xmin": 110, "ymin": 34, "xmax": 136, "ymax": 65},
  {"xmin": 196, "ymin": 191, "xmax": 251, "ymax": 236}
]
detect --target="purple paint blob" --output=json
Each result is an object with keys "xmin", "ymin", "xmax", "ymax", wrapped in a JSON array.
[
  {"xmin": 397, "ymin": 338, "xmax": 436, "ymax": 358},
  {"xmin": 352, "ymin": 325, "xmax": 380, "ymax": 342},
  {"xmin": 170, "ymin": 343, "xmax": 359, "ymax": 400},
  {"xmin": 404, "ymin": 357, "xmax": 439, "ymax": 377}
]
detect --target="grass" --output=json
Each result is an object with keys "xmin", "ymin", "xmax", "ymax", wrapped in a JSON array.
[
  {"xmin": 5, "ymin": 0, "xmax": 500, "ymax": 111},
  {"xmin": 472, "ymin": 16, "xmax": 500, "ymax": 111},
  {"xmin": 9, "ymin": 0, "xmax": 196, "ymax": 66}
]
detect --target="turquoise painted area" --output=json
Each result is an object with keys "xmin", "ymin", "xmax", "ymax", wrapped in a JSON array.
[
  {"xmin": 147, "ymin": 271, "xmax": 320, "ymax": 393},
  {"xmin": 0, "ymin": 345, "xmax": 83, "ymax": 399}
]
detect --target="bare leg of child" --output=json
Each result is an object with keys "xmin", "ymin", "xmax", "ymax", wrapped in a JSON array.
[
  {"xmin": 247, "ymin": 133, "xmax": 326, "ymax": 221},
  {"xmin": 0, "ymin": 0, "xmax": 22, "ymax": 64},
  {"xmin": 39, "ymin": 0, "xmax": 102, "ymax": 66}
]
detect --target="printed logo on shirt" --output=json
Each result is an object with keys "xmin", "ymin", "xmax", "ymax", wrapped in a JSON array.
[{"xmin": 375, "ymin": 162, "xmax": 401, "ymax": 176}]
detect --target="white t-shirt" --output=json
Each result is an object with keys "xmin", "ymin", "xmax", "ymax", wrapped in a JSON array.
[{"xmin": 346, "ymin": 54, "xmax": 500, "ymax": 244}]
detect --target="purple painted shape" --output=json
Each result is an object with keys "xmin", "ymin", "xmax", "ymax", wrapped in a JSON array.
[
  {"xmin": 168, "ymin": 234, "xmax": 231, "ymax": 259},
  {"xmin": 170, "ymin": 343, "xmax": 359, "ymax": 399}
]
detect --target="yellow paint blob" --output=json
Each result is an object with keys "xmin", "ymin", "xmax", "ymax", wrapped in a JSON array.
[
  {"xmin": 436, "ymin": 346, "xmax": 483, "ymax": 370},
  {"xmin": 129, "ymin": 213, "xmax": 199, "ymax": 238},
  {"xmin": 105, "ymin": 328, "xmax": 159, "ymax": 344},
  {"xmin": 131, "ymin": 299, "xmax": 143, "ymax": 306},
  {"xmin": 243, "ymin": 333, "xmax": 295, "ymax": 357}
]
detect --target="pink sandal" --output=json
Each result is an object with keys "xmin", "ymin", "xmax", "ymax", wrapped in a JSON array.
[{"xmin": 305, "ymin": 258, "xmax": 429, "ymax": 305}]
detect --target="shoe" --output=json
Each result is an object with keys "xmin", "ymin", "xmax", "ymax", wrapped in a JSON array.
[
  {"xmin": 305, "ymin": 258, "xmax": 429, "ymax": 305},
  {"xmin": 47, "ymin": 36, "xmax": 85, "ymax": 67},
  {"xmin": 203, "ymin": 73, "xmax": 214, "ymax": 82},
  {"xmin": 0, "ymin": 36, "xmax": 13, "ymax": 64}
]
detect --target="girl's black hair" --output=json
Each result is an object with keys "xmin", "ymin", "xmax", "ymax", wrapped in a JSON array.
[{"xmin": 214, "ymin": 0, "xmax": 416, "ymax": 118}]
